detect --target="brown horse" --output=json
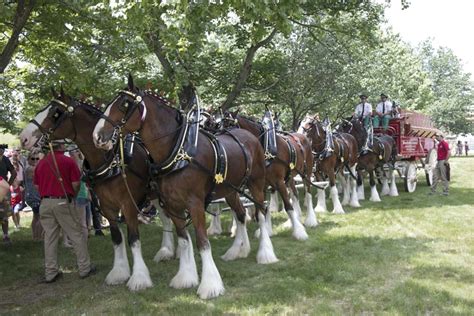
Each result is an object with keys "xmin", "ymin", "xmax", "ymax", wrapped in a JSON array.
[
  {"xmin": 337, "ymin": 117, "xmax": 398, "ymax": 201},
  {"xmin": 19, "ymin": 89, "xmax": 178, "ymax": 291},
  {"xmin": 224, "ymin": 110, "xmax": 317, "ymax": 240},
  {"xmin": 298, "ymin": 115, "xmax": 360, "ymax": 214},
  {"xmin": 93, "ymin": 76, "xmax": 277, "ymax": 299}
]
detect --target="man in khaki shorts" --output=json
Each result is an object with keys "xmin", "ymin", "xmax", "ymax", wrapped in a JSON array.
[{"xmin": 34, "ymin": 141, "xmax": 96, "ymax": 283}]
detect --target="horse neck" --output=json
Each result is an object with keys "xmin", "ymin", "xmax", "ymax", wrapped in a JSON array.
[
  {"xmin": 355, "ymin": 126, "xmax": 368, "ymax": 149},
  {"xmin": 310, "ymin": 124, "xmax": 326, "ymax": 152},
  {"xmin": 237, "ymin": 116, "xmax": 262, "ymax": 137},
  {"xmin": 140, "ymin": 97, "xmax": 180, "ymax": 164},
  {"xmin": 72, "ymin": 107, "xmax": 109, "ymax": 168}
]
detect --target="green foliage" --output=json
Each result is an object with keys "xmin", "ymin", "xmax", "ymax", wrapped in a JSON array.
[
  {"xmin": 417, "ymin": 40, "xmax": 473, "ymax": 134},
  {"xmin": 0, "ymin": 0, "xmax": 472, "ymax": 135}
]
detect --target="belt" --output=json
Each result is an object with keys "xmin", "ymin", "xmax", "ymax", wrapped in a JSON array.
[{"xmin": 42, "ymin": 196, "xmax": 67, "ymax": 199}]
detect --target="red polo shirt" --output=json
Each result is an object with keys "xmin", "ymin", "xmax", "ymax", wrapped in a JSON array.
[
  {"xmin": 437, "ymin": 140, "xmax": 450, "ymax": 161},
  {"xmin": 34, "ymin": 151, "xmax": 81, "ymax": 198}
]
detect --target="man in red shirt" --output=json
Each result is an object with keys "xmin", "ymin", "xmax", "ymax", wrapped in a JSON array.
[
  {"xmin": 34, "ymin": 141, "xmax": 96, "ymax": 283},
  {"xmin": 430, "ymin": 133, "xmax": 450, "ymax": 196}
]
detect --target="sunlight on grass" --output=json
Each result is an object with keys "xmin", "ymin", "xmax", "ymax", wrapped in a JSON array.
[{"xmin": 0, "ymin": 157, "xmax": 473, "ymax": 314}]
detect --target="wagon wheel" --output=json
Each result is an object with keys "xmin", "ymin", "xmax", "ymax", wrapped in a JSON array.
[
  {"xmin": 404, "ymin": 161, "xmax": 417, "ymax": 193},
  {"xmin": 424, "ymin": 149, "xmax": 437, "ymax": 186}
]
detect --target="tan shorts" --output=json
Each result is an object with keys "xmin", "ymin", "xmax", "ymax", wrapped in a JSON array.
[{"xmin": 0, "ymin": 202, "xmax": 11, "ymax": 221}]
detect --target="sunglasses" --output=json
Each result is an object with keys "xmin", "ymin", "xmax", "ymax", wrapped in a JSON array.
[{"xmin": 29, "ymin": 157, "xmax": 39, "ymax": 161}]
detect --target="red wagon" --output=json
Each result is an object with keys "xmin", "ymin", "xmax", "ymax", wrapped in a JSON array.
[{"xmin": 374, "ymin": 110, "xmax": 440, "ymax": 192}]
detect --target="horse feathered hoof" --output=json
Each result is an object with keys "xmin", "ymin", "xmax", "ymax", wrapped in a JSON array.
[
  {"xmin": 127, "ymin": 271, "xmax": 153, "ymax": 291},
  {"xmin": 105, "ymin": 266, "xmax": 131, "ymax": 285},
  {"xmin": 154, "ymin": 247, "xmax": 175, "ymax": 262},
  {"xmin": 197, "ymin": 281, "xmax": 225, "ymax": 299},
  {"xmin": 198, "ymin": 248, "xmax": 225, "ymax": 299}
]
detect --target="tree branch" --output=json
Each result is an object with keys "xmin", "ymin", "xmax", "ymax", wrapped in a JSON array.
[
  {"xmin": 144, "ymin": 32, "xmax": 176, "ymax": 82},
  {"xmin": 243, "ymin": 80, "xmax": 279, "ymax": 93},
  {"xmin": 221, "ymin": 28, "xmax": 278, "ymax": 110},
  {"xmin": 0, "ymin": 0, "xmax": 36, "ymax": 74}
]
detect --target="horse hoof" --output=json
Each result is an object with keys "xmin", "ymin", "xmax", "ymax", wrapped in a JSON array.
[
  {"xmin": 170, "ymin": 271, "xmax": 199, "ymax": 289},
  {"xmin": 293, "ymin": 230, "xmax": 309, "ymax": 241},
  {"xmin": 154, "ymin": 247, "xmax": 175, "ymax": 262},
  {"xmin": 197, "ymin": 282, "xmax": 225, "ymax": 299},
  {"xmin": 304, "ymin": 218, "xmax": 319, "ymax": 228},
  {"xmin": 105, "ymin": 267, "xmax": 130, "ymax": 285},
  {"xmin": 257, "ymin": 252, "xmax": 279, "ymax": 264},
  {"xmin": 127, "ymin": 273, "xmax": 153, "ymax": 291}
]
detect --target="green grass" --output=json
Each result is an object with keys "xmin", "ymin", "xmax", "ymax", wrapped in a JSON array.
[{"xmin": 1, "ymin": 157, "xmax": 473, "ymax": 315}]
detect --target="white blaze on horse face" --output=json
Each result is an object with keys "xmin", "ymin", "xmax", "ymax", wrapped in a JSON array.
[
  {"xmin": 297, "ymin": 116, "xmax": 311, "ymax": 134},
  {"xmin": 19, "ymin": 107, "xmax": 49, "ymax": 150},
  {"xmin": 93, "ymin": 102, "xmax": 113, "ymax": 149}
]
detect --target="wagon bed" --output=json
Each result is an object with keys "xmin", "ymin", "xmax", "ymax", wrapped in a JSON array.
[{"xmin": 374, "ymin": 110, "xmax": 441, "ymax": 192}]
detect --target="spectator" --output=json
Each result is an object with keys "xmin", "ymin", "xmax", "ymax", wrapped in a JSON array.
[
  {"xmin": 353, "ymin": 94, "xmax": 372, "ymax": 130},
  {"xmin": 34, "ymin": 141, "xmax": 96, "ymax": 283},
  {"xmin": 24, "ymin": 150, "xmax": 43, "ymax": 240},
  {"xmin": 69, "ymin": 147, "xmax": 90, "ymax": 240},
  {"xmin": 10, "ymin": 178, "xmax": 23, "ymax": 229},
  {"xmin": 465, "ymin": 141, "xmax": 470, "ymax": 156},
  {"xmin": 456, "ymin": 141, "xmax": 463, "ymax": 156},
  {"xmin": 429, "ymin": 133, "xmax": 450, "ymax": 196},
  {"xmin": 0, "ymin": 144, "xmax": 17, "ymax": 245}
]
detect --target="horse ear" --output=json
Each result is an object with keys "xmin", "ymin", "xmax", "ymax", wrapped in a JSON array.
[
  {"xmin": 128, "ymin": 73, "xmax": 134, "ymax": 90},
  {"xmin": 60, "ymin": 85, "xmax": 65, "ymax": 98},
  {"xmin": 51, "ymin": 87, "xmax": 58, "ymax": 98}
]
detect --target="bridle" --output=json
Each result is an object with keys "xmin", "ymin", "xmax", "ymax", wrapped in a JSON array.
[
  {"xmin": 29, "ymin": 98, "xmax": 78, "ymax": 147},
  {"xmin": 300, "ymin": 117, "xmax": 326, "ymax": 148},
  {"xmin": 101, "ymin": 89, "xmax": 148, "ymax": 146}
]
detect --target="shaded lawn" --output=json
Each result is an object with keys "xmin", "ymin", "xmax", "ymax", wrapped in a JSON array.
[{"xmin": 0, "ymin": 157, "xmax": 473, "ymax": 315}]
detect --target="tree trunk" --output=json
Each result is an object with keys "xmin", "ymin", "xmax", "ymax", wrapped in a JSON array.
[
  {"xmin": 221, "ymin": 29, "xmax": 277, "ymax": 110},
  {"xmin": 0, "ymin": 0, "xmax": 36, "ymax": 74}
]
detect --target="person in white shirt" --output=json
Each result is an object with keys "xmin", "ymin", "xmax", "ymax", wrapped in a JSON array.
[
  {"xmin": 353, "ymin": 94, "xmax": 372, "ymax": 129},
  {"xmin": 373, "ymin": 93, "xmax": 393, "ymax": 130}
]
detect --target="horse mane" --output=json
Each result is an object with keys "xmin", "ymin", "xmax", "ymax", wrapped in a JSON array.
[{"xmin": 237, "ymin": 113, "xmax": 262, "ymax": 128}]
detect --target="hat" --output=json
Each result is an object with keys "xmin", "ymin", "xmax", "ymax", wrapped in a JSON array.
[
  {"xmin": 359, "ymin": 94, "xmax": 368, "ymax": 99},
  {"xmin": 380, "ymin": 93, "xmax": 388, "ymax": 98}
]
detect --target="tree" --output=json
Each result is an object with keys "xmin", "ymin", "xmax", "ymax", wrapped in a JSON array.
[
  {"xmin": 417, "ymin": 40, "xmax": 473, "ymax": 134},
  {"xmin": 0, "ymin": 0, "xmax": 36, "ymax": 74}
]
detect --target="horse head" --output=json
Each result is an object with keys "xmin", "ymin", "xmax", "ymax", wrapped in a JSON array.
[
  {"xmin": 93, "ymin": 74, "xmax": 147, "ymax": 150},
  {"xmin": 20, "ymin": 87, "xmax": 80, "ymax": 150},
  {"xmin": 297, "ymin": 114, "xmax": 325, "ymax": 149},
  {"xmin": 337, "ymin": 117, "xmax": 367, "ymax": 150},
  {"xmin": 221, "ymin": 109, "xmax": 241, "ymax": 129}
]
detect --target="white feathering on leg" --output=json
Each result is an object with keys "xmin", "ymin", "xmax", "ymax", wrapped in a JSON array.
[
  {"xmin": 389, "ymin": 171, "xmax": 399, "ymax": 196},
  {"xmin": 127, "ymin": 241, "xmax": 153, "ymax": 291},
  {"xmin": 314, "ymin": 189, "xmax": 327, "ymax": 213},
  {"xmin": 154, "ymin": 210, "xmax": 175, "ymax": 262},
  {"xmin": 269, "ymin": 191, "xmax": 279, "ymax": 213},
  {"xmin": 256, "ymin": 213, "xmax": 279, "ymax": 264},
  {"xmin": 331, "ymin": 185, "xmax": 345, "ymax": 214},
  {"xmin": 105, "ymin": 230, "xmax": 131, "ymax": 285},
  {"xmin": 381, "ymin": 177, "xmax": 390, "ymax": 196},
  {"xmin": 170, "ymin": 233, "xmax": 199, "ymax": 289},
  {"xmin": 197, "ymin": 248, "xmax": 225, "ymax": 299},
  {"xmin": 369, "ymin": 185, "xmax": 381, "ymax": 202},
  {"xmin": 304, "ymin": 192, "xmax": 318, "ymax": 227}
]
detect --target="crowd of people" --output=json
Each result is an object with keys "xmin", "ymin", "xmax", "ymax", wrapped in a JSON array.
[
  {"xmin": 0, "ymin": 143, "xmax": 104, "ymax": 248},
  {"xmin": 455, "ymin": 140, "xmax": 470, "ymax": 156}
]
